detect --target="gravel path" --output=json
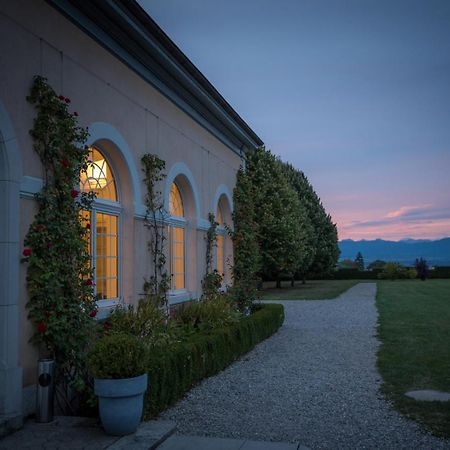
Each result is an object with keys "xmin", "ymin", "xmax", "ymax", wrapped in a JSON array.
[{"xmin": 161, "ymin": 283, "xmax": 450, "ymax": 449}]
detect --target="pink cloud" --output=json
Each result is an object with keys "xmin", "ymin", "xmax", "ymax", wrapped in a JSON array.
[{"xmin": 337, "ymin": 203, "xmax": 450, "ymax": 241}]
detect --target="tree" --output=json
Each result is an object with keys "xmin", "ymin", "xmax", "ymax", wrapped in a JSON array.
[
  {"xmin": 415, "ymin": 257, "xmax": 429, "ymax": 281},
  {"xmin": 338, "ymin": 259, "xmax": 359, "ymax": 269},
  {"xmin": 245, "ymin": 148, "xmax": 313, "ymax": 288},
  {"xmin": 308, "ymin": 211, "xmax": 340, "ymax": 277},
  {"xmin": 355, "ymin": 252, "xmax": 365, "ymax": 271},
  {"xmin": 367, "ymin": 260, "xmax": 386, "ymax": 270},
  {"xmin": 230, "ymin": 167, "xmax": 261, "ymax": 311},
  {"xmin": 281, "ymin": 163, "xmax": 317, "ymax": 283}
]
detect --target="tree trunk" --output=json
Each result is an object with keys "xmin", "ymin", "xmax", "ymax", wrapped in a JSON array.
[
  {"xmin": 291, "ymin": 277, "xmax": 295, "ymax": 287},
  {"xmin": 302, "ymin": 276, "xmax": 306, "ymax": 285},
  {"xmin": 276, "ymin": 277, "xmax": 281, "ymax": 289}
]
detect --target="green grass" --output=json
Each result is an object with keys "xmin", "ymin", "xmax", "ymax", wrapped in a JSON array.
[
  {"xmin": 258, "ymin": 279, "xmax": 364, "ymax": 300},
  {"xmin": 376, "ymin": 279, "xmax": 450, "ymax": 437}
]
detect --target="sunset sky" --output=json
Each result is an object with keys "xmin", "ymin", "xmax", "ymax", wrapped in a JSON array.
[{"xmin": 141, "ymin": 0, "xmax": 450, "ymax": 241}]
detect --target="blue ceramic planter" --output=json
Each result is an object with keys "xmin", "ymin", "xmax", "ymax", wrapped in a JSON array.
[{"xmin": 95, "ymin": 373, "xmax": 148, "ymax": 436}]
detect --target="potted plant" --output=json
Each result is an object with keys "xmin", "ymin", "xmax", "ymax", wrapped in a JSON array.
[{"xmin": 86, "ymin": 333, "xmax": 148, "ymax": 436}]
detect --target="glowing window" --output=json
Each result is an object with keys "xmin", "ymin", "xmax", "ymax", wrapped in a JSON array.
[
  {"xmin": 169, "ymin": 183, "xmax": 184, "ymax": 217},
  {"xmin": 80, "ymin": 147, "xmax": 117, "ymax": 201},
  {"xmin": 80, "ymin": 147, "xmax": 120, "ymax": 302},
  {"xmin": 168, "ymin": 182, "xmax": 185, "ymax": 291}
]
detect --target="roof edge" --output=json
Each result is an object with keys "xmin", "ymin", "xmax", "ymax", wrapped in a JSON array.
[{"xmin": 46, "ymin": 0, "xmax": 264, "ymax": 154}]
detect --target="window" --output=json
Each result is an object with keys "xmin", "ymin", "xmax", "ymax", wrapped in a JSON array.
[
  {"xmin": 216, "ymin": 201, "xmax": 226, "ymax": 276},
  {"xmin": 80, "ymin": 147, "xmax": 120, "ymax": 304},
  {"xmin": 168, "ymin": 182, "xmax": 185, "ymax": 291}
]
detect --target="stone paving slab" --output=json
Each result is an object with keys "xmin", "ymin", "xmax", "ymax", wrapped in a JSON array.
[
  {"xmin": 0, "ymin": 416, "xmax": 176, "ymax": 450},
  {"xmin": 405, "ymin": 390, "xmax": 450, "ymax": 402},
  {"xmin": 109, "ymin": 420, "xmax": 176, "ymax": 449},
  {"xmin": 157, "ymin": 434, "xmax": 307, "ymax": 450}
]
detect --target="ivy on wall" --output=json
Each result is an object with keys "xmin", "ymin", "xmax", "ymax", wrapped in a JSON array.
[
  {"xmin": 141, "ymin": 154, "xmax": 169, "ymax": 310},
  {"xmin": 22, "ymin": 76, "xmax": 97, "ymax": 410},
  {"xmin": 201, "ymin": 213, "xmax": 223, "ymax": 300}
]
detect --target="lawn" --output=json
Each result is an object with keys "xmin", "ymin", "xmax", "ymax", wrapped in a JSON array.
[
  {"xmin": 376, "ymin": 279, "xmax": 450, "ymax": 437},
  {"xmin": 258, "ymin": 279, "xmax": 364, "ymax": 300}
]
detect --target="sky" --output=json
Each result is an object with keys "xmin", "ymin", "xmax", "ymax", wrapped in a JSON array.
[{"xmin": 140, "ymin": 0, "xmax": 450, "ymax": 241}]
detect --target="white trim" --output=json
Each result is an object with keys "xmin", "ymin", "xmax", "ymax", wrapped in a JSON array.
[
  {"xmin": 164, "ymin": 162, "xmax": 201, "ymax": 224},
  {"xmin": 169, "ymin": 290, "xmax": 196, "ymax": 305},
  {"xmin": 0, "ymin": 100, "xmax": 23, "ymax": 420},
  {"xmin": 211, "ymin": 184, "xmax": 233, "ymax": 215},
  {"xmin": 20, "ymin": 176, "xmax": 43, "ymax": 198},
  {"xmin": 86, "ymin": 122, "xmax": 143, "ymax": 216}
]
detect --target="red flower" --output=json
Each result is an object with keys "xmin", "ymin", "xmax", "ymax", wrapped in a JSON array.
[
  {"xmin": 85, "ymin": 223, "xmax": 91, "ymax": 230},
  {"xmin": 62, "ymin": 159, "xmax": 70, "ymax": 168},
  {"xmin": 89, "ymin": 310, "xmax": 97, "ymax": 318},
  {"xmin": 103, "ymin": 322, "xmax": 111, "ymax": 331},
  {"xmin": 23, "ymin": 248, "xmax": 32, "ymax": 257},
  {"xmin": 70, "ymin": 189, "xmax": 79, "ymax": 198},
  {"xmin": 37, "ymin": 322, "xmax": 47, "ymax": 333},
  {"xmin": 65, "ymin": 97, "xmax": 71, "ymax": 104},
  {"xmin": 47, "ymin": 242, "xmax": 54, "ymax": 249},
  {"xmin": 85, "ymin": 278, "xmax": 93, "ymax": 286},
  {"xmin": 58, "ymin": 95, "xmax": 65, "ymax": 101},
  {"xmin": 73, "ymin": 112, "xmax": 78, "ymax": 117}
]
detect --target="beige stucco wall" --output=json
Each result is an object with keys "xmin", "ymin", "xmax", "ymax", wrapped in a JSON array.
[{"xmin": 0, "ymin": 0, "xmax": 240, "ymax": 388}]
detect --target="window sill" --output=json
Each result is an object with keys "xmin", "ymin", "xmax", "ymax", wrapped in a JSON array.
[
  {"xmin": 169, "ymin": 290, "xmax": 196, "ymax": 305},
  {"xmin": 96, "ymin": 298, "xmax": 120, "ymax": 320}
]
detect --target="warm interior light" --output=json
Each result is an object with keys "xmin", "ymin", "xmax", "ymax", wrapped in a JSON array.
[{"xmin": 80, "ymin": 159, "xmax": 108, "ymax": 190}]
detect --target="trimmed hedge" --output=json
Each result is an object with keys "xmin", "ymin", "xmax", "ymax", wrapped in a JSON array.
[
  {"xmin": 429, "ymin": 266, "xmax": 450, "ymax": 279},
  {"xmin": 143, "ymin": 303, "xmax": 284, "ymax": 418},
  {"xmin": 309, "ymin": 269, "xmax": 381, "ymax": 280}
]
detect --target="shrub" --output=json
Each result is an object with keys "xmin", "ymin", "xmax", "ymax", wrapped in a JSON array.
[
  {"xmin": 144, "ymin": 303, "xmax": 284, "ymax": 418},
  {"xmin": 429, "ymin": 266, "xmax": 450, "ymax": 279},
  {"xmin": 86, "ymin": 333, "xmax": 147, "ymax": 379},
  {"xmin": 176, "ymin": 295, "xmax": 241, "ymax": 333},
  {"xmin": 415, "ymin": 257, "xmax": 429, "ymax": 281},
  {"xmin": 378, "ymin": 263, "xmax": 415, "ymax": 280},
  {"xmin": 108, "ymin": 299, "xmax": 165, "ymax": 337}
]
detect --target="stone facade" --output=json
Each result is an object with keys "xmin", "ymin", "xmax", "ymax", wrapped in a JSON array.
[{"xmin": 0, "ymin": 0, "xmax": 261, "ymax": 427}]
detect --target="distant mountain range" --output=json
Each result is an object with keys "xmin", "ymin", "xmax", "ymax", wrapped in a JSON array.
[{"xmin": 339, "ymin": 238, "xmax": 450, "ymax": 267}]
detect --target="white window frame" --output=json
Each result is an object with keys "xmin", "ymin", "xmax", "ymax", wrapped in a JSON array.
[
  {"xmin": 89, "ymin": 198, "xmax": 122, "ymax": 309},
  {"xmin": 80, "ymin": 147, "xmax": 122, "ymax": 311},
  {"xmin": 167, "ymin": 215, "xmax": 187, "ymax": 294}
]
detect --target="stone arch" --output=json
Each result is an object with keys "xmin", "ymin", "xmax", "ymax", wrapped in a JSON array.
[
  {"xmin": 165, "ymin": 162, "xmax": 201, "ymax": 224},
  {"xmin": 87, "ymin": 122, "xmax": 142, "ymax": 215},
  {"xmin": 0, "ymin": 100, "xmax": 23, "ymax": 422},
  {"xmin": 212, "ymin": 184, "xmax": 233, "ymax": 226}
]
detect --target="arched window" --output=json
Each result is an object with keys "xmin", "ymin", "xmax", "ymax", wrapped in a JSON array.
[
  {"xmin": 168, "ymin": 182, "xmax": 185, "ymax": 291},
  {"xmin": 80, "ymin": 147, "xmax": 120, "ymax": 305},
  {"xmin": 216, "ymin": 201, "xmax": 226, "ymax": 277}
]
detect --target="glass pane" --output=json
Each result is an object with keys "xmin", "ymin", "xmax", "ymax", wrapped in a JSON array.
[
  {"xmin": 80, "ymin": 147, "xmax": 117, "ymax": 201},
  {"xmin": 169, "ymin": 183, "xmax": 184, "ymax": 217},
  {"xmin": 217, "ymin": 234, "xmax": 224, "ymax": 275},
  {"xmin": 174, "ymin": 274, "xmax": 184, "ymax": 291},
  {"xmin": 216, "ymin": 204, "xmax": 224, "ymax": 225},
  {"xmin": 94, "ymin": 212, "xmax": 119, "ymax": 300},
  {"xmin": 169, "ymin": 226, "xmax": 185, "ymax": 290}
]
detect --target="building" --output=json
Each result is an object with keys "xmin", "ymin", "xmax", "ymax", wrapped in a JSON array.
[{"xmin": 0, "ymin": 0, "xmax": 263, "ymax": 431}]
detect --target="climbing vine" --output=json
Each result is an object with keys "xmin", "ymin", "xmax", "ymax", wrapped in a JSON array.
[
  {"xmin": 201, "ymin": 213, "xmax": 223, "ymax": 300},
  {"xmin": 23, "ymin": 76, "xmax": 97, "ymax": 411},
  {"xmin": 141, "ymin": 154, "xmax": 169, "ymax": 310},
  {"xmin": 230, "ymin": 167, "xmax": 261, "ymax": 311}
]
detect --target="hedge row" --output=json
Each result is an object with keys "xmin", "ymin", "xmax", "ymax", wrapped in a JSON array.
[
  {"xmin": 143, "ymin": 303, "xmax": 284, "ymax": 418},
  {"xmin": 309, "ymin": 269, "xmax": 381, "ymax": 280},
  {"xmin": 429, "ymin": 267, "xmax": 450, "ymax": 279}
]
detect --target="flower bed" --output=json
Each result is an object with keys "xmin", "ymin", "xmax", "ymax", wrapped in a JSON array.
[{"xmin": 143, "ymin": 303, "xmax": 284, "ymax": 418}]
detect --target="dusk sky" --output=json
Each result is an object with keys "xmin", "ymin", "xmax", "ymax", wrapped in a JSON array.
[{"xmin": 141, "ymin": 0, "xmax": 450, "ymax": 241}]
